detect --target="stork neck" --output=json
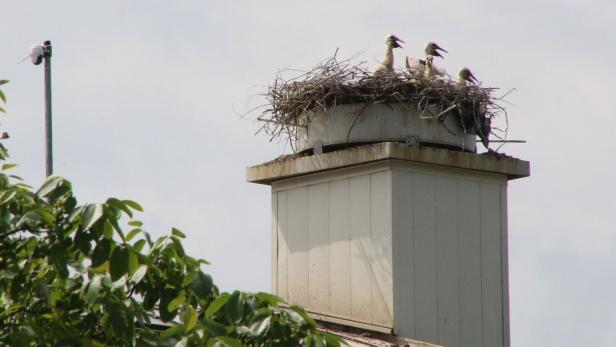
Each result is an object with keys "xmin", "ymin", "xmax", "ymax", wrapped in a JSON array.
[{"xmin": 383, "ymin": 45, "xmax": 394, "ymax": 68}]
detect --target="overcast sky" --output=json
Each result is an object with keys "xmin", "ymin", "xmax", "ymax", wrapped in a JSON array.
[{"xmin": 2, "ymin": 1, "xmax": 615, "ymax": 346}]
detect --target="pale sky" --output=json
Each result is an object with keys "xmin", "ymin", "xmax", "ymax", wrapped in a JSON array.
[{"xmin": 2, "ymin": 1, "xmax": 616, "ymax": 346}]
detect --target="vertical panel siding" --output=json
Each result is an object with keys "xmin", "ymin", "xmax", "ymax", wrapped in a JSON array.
[
  {"xmin": 392, "ymin": 170, "xmax": 415, "ymax": 337},
  {"xmin": 308, "ymin": 183, "xmax": 330, "ymax": 312},
  {"xmin": 458, "ymin": 180, "xmax": 483, "ymax": 346},
  {"xmin": 500, "ymin": 185, "xmax": 511, "ymax": 347},
  {"xmin": 435, "ymin": 176, "xmax": 460, "ymax": 347},
  {"xmin": 276, "ymin": 191, "xmax": 289, "ymax": 299},
  {"xmin": 329, "ymin": 179, "xmax": 351, "ymax": 317},
  {"xmin": 271, "ymin": 193, "xmax": 278, "ymax": 293},
  {"xmin": 413, "ymin": 173, "xmax": 438, "ymax": 341},
  {"xmin": 349, "ymin": 175, "xmax": 373, "ymax": 321},
  {"xmin": 370, "ymin": 171, "xmax": 393, "ymax": 326},
  {"xmin": 273, "ymin": 162, "xmax": 509, "ymax": 345},
  {"xmin": 480, "ymin": 182, "xmax": 504, "ymax": 347},
  {"xmin": 287, "ymin": 187, "xmax": 309, "ymax": 307}
]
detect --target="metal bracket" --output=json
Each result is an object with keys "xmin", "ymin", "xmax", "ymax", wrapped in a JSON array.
[{"xmin": 43, "ymin": 40, "xmax": 52, "ymax": 58}]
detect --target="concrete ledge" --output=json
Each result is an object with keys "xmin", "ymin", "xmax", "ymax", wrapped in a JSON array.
[{"xmin": 247, "ymin": 142, "xmax": 530, "ymax": 184}]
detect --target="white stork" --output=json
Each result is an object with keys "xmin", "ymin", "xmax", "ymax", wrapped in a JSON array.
[
  {"xmin": 373, "ymin": 34, "xmax": 404, "ymax": 75},
  {"xmin": 406, "ymin": 41, "xmax": 448, "ymax": 78},
  {"xmin": 425, "ymin": 55, "xmax": 448, "ymax": 78}
]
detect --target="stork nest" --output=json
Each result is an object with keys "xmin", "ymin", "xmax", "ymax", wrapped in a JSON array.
[{"xmin": 256, "ymin": 51, "xmax": 511, "ymax": 151}]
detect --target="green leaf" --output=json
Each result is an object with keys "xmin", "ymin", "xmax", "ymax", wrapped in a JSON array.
[
  {"xmin": 82, "ymin": 204, "xmax": 104, "ymax": 230},
  {"xmin": 107, "ymin": 275, "xmax": 127, "ymax": 290},
  {"xmin": 0, "ymin": 190, "xmax": 16, "ymax": 204},
  {"xmin": 91, "ymin": 239, "xmax": 111, "ymax": 268},
  {"xmin": 123, "ymin": 199, "xmax": 143, "ymax": 212},
  {"xmin": 171, "ymin": 237, "xmax": 186, "ymax": 257},
  {"xmin": 322, "ymin": 333, "xmax": 341, "ymax": 347},
  {"xmin": 160, "ymin": 324, "xmax": 184, "ymax": 339},
  {"xmin": 0, "ymin": 90, "xmax": 5, "ymax": 103},
  {"xmin": 127, "ymin": 220, "xmax": 142, "ymax": 227},
  {"xmin": 125, "ymin": 228, "xmax": 141, "ymax": 242},
  {"xmin": 171, "ymin": 227, "xmax": 186, "ymax": 238},
  {"xmin": 0, "ymin": 80, "xmax": 8, "ymax": 86},
  {"xmin": 225, "ymin": 291, "xmax": 245, "ymax": 324},
  {"xmin": 50, "ymin": 243, "xmax": 69, "ymax": 278},
  {"xmin": 205, "ymin": 293, "xmax": 230, "ymax": 318},
  {"xmin": 304, "ymin": 335, "xmax": 325, "ymax": 347},
  {"xmin": 191, "ymin": 271, "xmax": 214, "ymax": 300},
  {"xmin": 36, "ymin": 176, "xmax": 63, "ymax": 197},
  {"xmin": 36, "ymin": 208, "xmax": 56, "ymax": 225},
  {"xmin": 127, "ymin": 249, "xmax": 139, "ymax": 275},
  {"xmin": 109, "ymin": 246, "xmax": 130, "ymax": 281},
  {"xmin": 103, "ymin": 220, "xmax": 114, "ymax": 239},
  {"xmin": 289, "ymin": 305, "xmax": 316, "ymax": 328},
  {"xmin": 107, "ymin": 300, "xmax": 131, "ymax": 340},
  {"xmin": 167, "ymin": 292, "xmax": 186, "ymax": 312},
  {"xmin": 74, "ymin": 230, "xmax": 92, "ymax": 255},
  {"xmin": 130, "ymin": 265, "xmax": 147, "ymax": 284},
  {"xmin": 249, "ymin": 316, "xmax": 271, "ymax": 338},
  {"xmin": 107, "ymin": 198, "xmax": 132, "ymax": 218},
  {"xmin": 182, "ymin": 306, "xmax": 198, "ymax": 333},
  {"xmin": 1, "ymin": 163, "xmax": 17, "ymax": 171},
  {"xmin": 84, "ymin": 275, "xmax": 102, "ymax": 304},
  {"xmin": 160, "ymin": 288, "xmax": 180, "ymax": 322},
  {"xmin": 143, "ymin": 289, "xmax": 159, "ymax": 311},
  {"xmin": 203, "ymin": 319, "xmax": 230, "ymax": 337},
  {"xmin": 182, "ymin": 271, "xmax": 198, "ymax": 288},
  {"xmin": 133, "ymin": 239, "xmax": 146, "ymax": 253},
  {"xmin": 255, "ymin": 292, "xmax": 284, "ymax": 306}
]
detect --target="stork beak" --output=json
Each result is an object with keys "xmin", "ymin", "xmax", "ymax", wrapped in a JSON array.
[
  {"xmin": 393, "ymin": 37, "xmax": 404, "ymax": 48},
  {"xmin": 433, "ymin": 44, "xmax": 447, "ymax": 57},
  {"xmin": 434, "ymin": 43, "xmax": 447, "ymax": 53}
]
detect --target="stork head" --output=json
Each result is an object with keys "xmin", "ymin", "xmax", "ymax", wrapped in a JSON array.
[
  {"xmin": 425, "ymin": 41, "xmax": 447, "ymax": 58},
  {"xmin": 386, "ymin": 34, "xmax": 404, "ymax": 49},
  {"xmin": 458, "ymin": 67, "xmax": 479, "ymax": 84}
]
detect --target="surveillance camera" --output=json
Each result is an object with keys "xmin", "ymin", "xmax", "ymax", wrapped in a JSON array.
[{"xmin": 29, "ymin": 45, "xmax": 45, "ymax": 65}]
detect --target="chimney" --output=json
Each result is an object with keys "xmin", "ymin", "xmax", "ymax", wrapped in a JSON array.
[{"xmin": 248, "ymin": 100, "xmax": 530, "ymax": 347}]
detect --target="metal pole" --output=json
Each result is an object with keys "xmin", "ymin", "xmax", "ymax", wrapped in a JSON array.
[{"xmin": 43, "ymin": 41, "xmax": 53, "ymax": 177}]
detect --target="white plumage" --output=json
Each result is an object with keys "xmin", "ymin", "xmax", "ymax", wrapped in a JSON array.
[
  {"xmin": 406, "ymin": 41, "xmax": 448, "ymax": 79},
  {"xmin": 405, "ymin": 57, "xmax": 426, "ymax": 78},
  {"xmin": 373, "ymin": 34, "xmax": 404, "ymax": 75},
  {"xmin": 425, "ymin": 55, "xmax": 448, "ymax": 78}
]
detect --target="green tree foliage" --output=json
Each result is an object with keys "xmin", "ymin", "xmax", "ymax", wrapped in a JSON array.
[
  {"xmin": 0, "ymin": 84, "xmax": 339, "ymax": 346},
  {"xmin": 0, "ymin": 79, "xmax": 8, "ymax": 160}
]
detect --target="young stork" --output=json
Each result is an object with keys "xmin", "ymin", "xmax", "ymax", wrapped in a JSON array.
[
  {"xmin": 458, "ymin": 67, "xmax": 479, "ymax": 84},
  {"xmin": 373, "ymin": 34, "xmax": 404, "ymax": 75},
  {"xmin": 405, "ymin": 56, "xmax": 426, "ymax": 78},
  {"xmin": 406, "ymin": 41, "xmax": 448, "ymax": 78},
  {"xmin": 425, "ymin": 55, "xmax": 448, "ymax": 78}
]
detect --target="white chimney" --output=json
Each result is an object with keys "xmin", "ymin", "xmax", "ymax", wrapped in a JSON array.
[{"xmin": 248, "ymin": 107, "xmax": 530, "ymax": 347}]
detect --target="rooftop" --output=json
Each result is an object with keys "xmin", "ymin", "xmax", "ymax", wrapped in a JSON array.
[{"xmin": 317, "ymin": 320, "xmax": 442, "ymax": 347}]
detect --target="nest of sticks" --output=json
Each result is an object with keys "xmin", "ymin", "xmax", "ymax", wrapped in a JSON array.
[{"xmin": 257, "ymin": 51, "xmax": 511, "ymax": 151}]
